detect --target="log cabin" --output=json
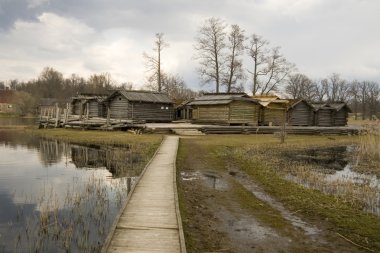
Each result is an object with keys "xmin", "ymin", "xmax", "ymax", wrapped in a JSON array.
[
  {"xmin": 253, "ymin": 96, "xmax": 289, "ymax": 126},
  {"xmin": 175, "ymin": 99, "xmax": 193, "ymax": 120},
  {"xmin": 287, "ymin": 99, "xmax": 314, "ymax": 126},
  {"xmin": 189, "ymin": 93, "xmax": 260, "ymax": 125},
  {"xmin": 303, "ymin": 102, "xmax": 352, "ymax": 127},
  {"xmin": 70, "ymin": 94, "xmax": 108, "ymax": 118},
  {"xmin": 311, "ymin": 103, "xmax": 335, "ymax": 126},
  {"xmin": 328, "ymin": 102, "xmax": 352, "ymax": 126},
  {"xmin": 104, "ymin": 90, "xmax": 174, "ymax": 122}
]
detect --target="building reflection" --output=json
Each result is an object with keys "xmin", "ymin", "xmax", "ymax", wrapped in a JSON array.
[{"xmin": 37, "ymin": 139, "xmax": 144, "ymax": 177}]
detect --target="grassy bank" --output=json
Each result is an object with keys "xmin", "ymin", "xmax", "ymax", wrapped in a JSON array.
[
  {"xmin": 7, "ymin": 127, "xmax": 163, "ymax": 146},
  {"xmin": 177, "ymin": 134, "xmax": 380, "ymax": 252}
]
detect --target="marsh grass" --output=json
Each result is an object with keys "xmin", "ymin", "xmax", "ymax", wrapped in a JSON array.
[
  {"xmin": 358, "ymin": 125, "xmax": 380, "ymax": 162},
  {"xmin": 0, "ymin": 129, "xmax": 160, "ymax": 252},
  {"xmin": 12, "ymin": 173, "xmax": 134, "ymax": 253},
  {"xmin": 178, "ymin": 135, "xmax": 380, "ymax": 251}
]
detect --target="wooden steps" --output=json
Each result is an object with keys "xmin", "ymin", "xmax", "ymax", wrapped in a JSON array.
[{"xmin": 171, "ymin": 128, "xmax": 205, "ymax": 136}]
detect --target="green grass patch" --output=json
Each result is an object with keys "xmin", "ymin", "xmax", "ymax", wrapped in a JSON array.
[{"xmin": 178, "ymin": 134, "xmax": 380, "ymax": 251}]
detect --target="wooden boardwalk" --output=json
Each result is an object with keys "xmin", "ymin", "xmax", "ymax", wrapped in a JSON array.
[{"xmin": 102, "ymin": 136, "xmax": 186, "ymax": 253}]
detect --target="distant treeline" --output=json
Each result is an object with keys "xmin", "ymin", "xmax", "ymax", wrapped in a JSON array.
[
  {"xmin": 0, "ymin": 67, "xmax": 198, "ymax": 115},
  {"xmin": 1, "ymin": 66, "xmax": 379, "ymax": 119}
]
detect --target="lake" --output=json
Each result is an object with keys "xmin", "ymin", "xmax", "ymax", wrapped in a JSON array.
[
  {"xmin": 0, "ymin": 131, "xmax": 145, "ymax": 252},
  {"xmin": 0, "ymin": 117, "xmax": 36, "ymax": 126}
]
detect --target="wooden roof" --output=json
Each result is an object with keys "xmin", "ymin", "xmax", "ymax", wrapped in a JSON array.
[
  {"xmin": 106, "ymin": 90, "xmax": 173, "ymax": 104},
  {"xmin": 188, "ymin": 93, "xmax": 256, "ymax": 106},
  {"xmin": 310, "ymin": 102, "xmax": 351, "ymax": 112},
  {"xmin": 329, "ymin": 102, "xmax": 352, "ymax": 112},
  {"xmin": 71, "ymin": 94, "xmax": 108, "ymax": 103},
  {"xmin": 288, "ymin": 99, "xmax": 314, "ymax": 109}
]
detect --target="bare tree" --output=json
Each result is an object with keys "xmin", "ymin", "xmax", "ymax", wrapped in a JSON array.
[
  {"xmin": 143, "ymin": 33, "xmax": 169, "ymax": 92},
  {"xmin": 194, "ymin": 17, "xmax": 226, "ymax": 93},
  {"xmin": 13, "ymin": 91, "xmax": 36, "ymax": 116},
  {"xmin": 324, "ymin": 73, "xmax": 349, "ymax": 102},
  {"xmin": 359, "ymin": 81, "xmax": 369, "ymax": 120},
  {"xmin": 120, "ymin": 82, "xmax": 135, "ymax": 90},
  {"xmin": 247, "ymin": 34, "xmax": 294, "ymax": 95},
  {"xmin": 349, "ymin": 80, "xmax": 360, "ymax": 119},
  {"xmin": 285, "ymin": 73, "xmax": 315, "ymax": 100},
  {"xmin": 314, "ymin": 79, "xmax": 329, "ymax": 102},
  {"xmin": 367, "ymin": 82, "xmax": 380, "ymax": 119},
  {"xmin": 161, "ymin": 73, "xmax": 198, "ymax": 102},
  {"xmin": 247, "ymin": 34, "xmax": 268, "ymax": 95},
  {"xmin": 38, "ymin": 67, "xmax": 64, "ymax": 98},
  {"xmin": 223, "ymin": 24, "xmax": 246, "ymax": 92},
  {"xmin": 87, "ymin": 72, "xmax": 114, "ymax": 94}
]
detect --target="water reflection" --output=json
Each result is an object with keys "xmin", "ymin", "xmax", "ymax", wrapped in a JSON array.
[
  {"xmin": 285, "ymin": 145, "xmax": 380, "ymax": 216},
  {"xmin": 0, "ymin": 131, "xmax": 147, "ymax": 252}
]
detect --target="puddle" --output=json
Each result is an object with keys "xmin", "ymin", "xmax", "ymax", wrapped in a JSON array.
[
  {"xmin": 326, "ymin": 164, "xmax": 380, "ymax": 188},
  {"xmin": 286, "ymin": 146, "xmax": 351, "ymax": 171},
  {"xmin": 181, "ymin": 171, "xmax": 229, "ymax": 190},
  {"xmin": 230, "ymin": 170, "xmax": 321, "ymax": 238},
  {"xmin": 287, "ymin": 170, "xmax": 380, "ymax": 216},
  {"xmin": 216, "ymin": 207, "xmax": 292, "ymax": 253}
]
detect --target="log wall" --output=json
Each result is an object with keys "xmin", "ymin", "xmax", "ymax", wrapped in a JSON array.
[
  {"xmin": 262, "ymin": 104, "xmax": 287, "ymax": 126},
  {"xmin": 109, "ymin": 95, "xmax": 129, "ymax": 119},
  {"xmin": 288, "ymin": 101, "xmax": 313, "ymax": 126},
  {"xmin": 229, "ymin": 101, "xmax": 259, "ymax": 125},
  {"xmin": 72, "ymin": 101, "xmax": 82, "ymax": 115},
  {"xmin": 192, "ymin": 105, "xmax": 229, "ymax": 122},
  {"xmin": 127, "ymin": 102, "xmax": 173, "ymax": 122},
  {"xmin": 315, "ymin": 109, "xmax": 333, "ymax": 126},
  {"xmin": 87, "ymin": 100, "xmax": 105, "ymax": 117},
  {"xmin": 334, "ymin": 109, "xmax": 348, "ymax": 126}
]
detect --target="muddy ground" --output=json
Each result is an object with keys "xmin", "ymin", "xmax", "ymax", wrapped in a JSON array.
[{"xmin": 177, "ymin": 136, "xmax": 374, "ymax": 253}]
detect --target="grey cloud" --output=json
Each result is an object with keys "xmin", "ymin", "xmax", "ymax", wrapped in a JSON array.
[{"xmin": 0, "ymin": 0, "xmax": 43, "ymax": 30}]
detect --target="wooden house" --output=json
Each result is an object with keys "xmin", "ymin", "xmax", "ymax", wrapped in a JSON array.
[
  {"xmin": 0, "ymin": 90, "xmax": 16, "ymax": 114},
  {"xmin": 70, "ymin": 94, "xmax": 107, "ymax": 118},
  {"xmin": 311, "ymin": 103, "xmax": 351, "ymax": 127},
  {"xmin": 104, "ymin": 90, "xmax": 174, "ymax": 122},
  {"xmin": 329, "ymin": 103, "xmax": 352, "ymax": 126},
  {"xmin": 311, "ymin": 104, "xmax": 334, "ymax": 126},
  {"xmin": 254, "ymin": 96, "xmax": 289, "ymax": 126},
  {"xmin": 189, "ymin": 93, "xmax": 260, "ymax": 125},
  {"xmin": 175, "ymin": 99, "xmax": 193, "ymax": 120},
  {"xmin": 287, "ymin": 99, "xmax": 314, "ymax": 126}
]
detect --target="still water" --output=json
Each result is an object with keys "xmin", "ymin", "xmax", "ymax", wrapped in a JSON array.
[
  {"xmin": 0, "ymin": 131, "xmax": 144, "ymax": 252},
  {"xmin": 0, "ymin": 117, "xmax": 36, "ymax": 126}
]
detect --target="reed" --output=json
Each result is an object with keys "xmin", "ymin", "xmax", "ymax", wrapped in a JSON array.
[
  {"xmin": 358, "ymin": 125, "xmax": 380, "ymax": 162},
  {"xmin": 11, "ymin": 172, "xmax": 134, "ymax": 252}
]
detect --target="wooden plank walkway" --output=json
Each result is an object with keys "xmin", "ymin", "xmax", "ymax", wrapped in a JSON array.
[{"xmin": 102, "ymin": 136, "xmax": 186, "ymax": 253}]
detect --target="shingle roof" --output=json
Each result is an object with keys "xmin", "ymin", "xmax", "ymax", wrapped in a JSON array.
[
  {"xmin": 195, "ymin": 93, "xmax": 248, "ymax": 101},
  {"xmin": 188, "ymin": 93, "xmax": 256, "ymax": 106},
  {"xmin": 71, "ymin": 94, "xmax": 108, "ymax": 103},
  {"xmin": 108, "ymin": 90, "xmax": 173, "ymax": 104},
  {"xmin": 329, "ymin": 103, "xmax": 352, "ymax": 112},
  {"xmin": 310, "ymin": 102, "xmax": 351, "ymax": 112},
  {"xmin": 288, "ymin": 99, "xmax": 313, "ymax": 109}
]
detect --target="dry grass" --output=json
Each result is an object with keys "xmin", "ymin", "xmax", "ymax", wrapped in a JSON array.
[
  {"xmin": 358, "ymin": 126, "xmax": 380, "ymax": 162},
  {"xmin": 178, "ymin": 134, "xmax": 380, "ymax": 251},
  {"xmin": 13, "ymin": 173, "xmax": 134, "ymax": 252}
]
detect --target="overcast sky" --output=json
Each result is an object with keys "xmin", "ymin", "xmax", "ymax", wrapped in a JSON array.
[{"xmin": 0, "ymin": 0, "xmax": 379, "ymax": 91}]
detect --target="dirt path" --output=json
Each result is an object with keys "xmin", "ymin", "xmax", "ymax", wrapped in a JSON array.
[{"xmin": 177, "ymin": 138, "xmax": 364, "ymax": 253}]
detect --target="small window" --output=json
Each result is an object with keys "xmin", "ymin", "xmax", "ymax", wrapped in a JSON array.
[
  {"xmin": 161, "ymin": 106, "xmax": 164, "ymax": 109},
  {"xmin": 166, "ymin": 107, "xmax": 169, "ymax": 110},
  {"xmin": 119, "ymin": 97, "xmax": 122, "ymax": 101},
  {"xmin": 8, "ymin": 105, "xmax": 12, "ymax": 108}
]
